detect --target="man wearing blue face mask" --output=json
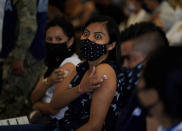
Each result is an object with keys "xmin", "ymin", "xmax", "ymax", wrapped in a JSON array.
[{"xmin": 115, "ymin": 22, "xmax": 169, "ymax": 131}]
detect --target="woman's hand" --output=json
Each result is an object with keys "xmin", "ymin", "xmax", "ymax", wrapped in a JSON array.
[
  {"xmin": 79, "ymin": 66, "xmax": 107, "ymax": 93},
  {"xmin": 48, "ymin": 68, "xmax": 68, "ymax": 85}
]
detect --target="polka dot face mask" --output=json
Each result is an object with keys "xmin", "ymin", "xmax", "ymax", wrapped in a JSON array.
[{"xmin": 80, "ymin": 39, "xmax": 107, "ymax": 61}]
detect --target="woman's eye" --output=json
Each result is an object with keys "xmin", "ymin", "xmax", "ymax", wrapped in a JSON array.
[
  {"xmin": 95, "ymin": 34, "xmax": 102, "ymax": 39},
  {"xmin": 46, "ymin": 37, "xmax": 52, "ymax": 41},
  {"xmin": 56, "ymin": 37, "xmax": 62, "ymax": 41},
  {"xmin": 82, "ymin": 31, "xmax": 89, "ymax": 37}
]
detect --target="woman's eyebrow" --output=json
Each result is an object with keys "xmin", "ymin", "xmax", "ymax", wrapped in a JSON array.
[
  {"xmin": 84, "ymin": 28, "xmax": 90, "ymax": 32},
  {"xmin": 94, "ymin": 32, "xmax": 106, "ymax": 36}
]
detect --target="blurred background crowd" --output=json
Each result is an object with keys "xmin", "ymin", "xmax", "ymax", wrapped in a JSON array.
[{"xmin": 0, "ymin": 0, "xmax": 182, "ymax": 131}]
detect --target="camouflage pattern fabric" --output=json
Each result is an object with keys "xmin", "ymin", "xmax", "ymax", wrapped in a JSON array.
[
  {"xmin": 0, "ymin": 0, "xmax": 47, "ymax": 119},
  {"xmin": 10, "ymin": 0, "xmax": 37, "ymax": 60},
  {"xmin": 0, "ymin": 52, "xmax": 46, "ymax": 119}
]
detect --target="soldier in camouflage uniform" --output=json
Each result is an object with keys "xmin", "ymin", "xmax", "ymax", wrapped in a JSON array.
[
  {"xmin": 0, "ymin": 0, "xmax": 48, "ymax": 119},
  {"xmin": 0, "ymin": 0, "xmax": 6, "ymax": 92}
]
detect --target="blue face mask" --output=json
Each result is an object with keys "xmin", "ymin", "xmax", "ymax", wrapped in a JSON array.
[
  {"xmin": 122, "ymin": 62, "xmax": 143, "ymax": 77},
  {"xmin": 116, "ymin": 62, "xmax": 143, "ymax": 108},
  {"xmin": 122, "ymin": 62, "xmax": 143, "ymax": 90},
  {"xmin": 80, "ymin": 39, "xmax": 107, "ymax": 61}
]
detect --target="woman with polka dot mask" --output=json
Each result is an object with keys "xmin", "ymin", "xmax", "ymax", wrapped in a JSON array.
[{"xmin": 51, "ymin": 15, "xmax": 122, "ymax": 130}]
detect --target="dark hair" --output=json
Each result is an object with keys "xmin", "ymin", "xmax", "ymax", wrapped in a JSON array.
[
  {"xmin": 82, "ymin": 15, "xmax": 121, "ymax": 61},
  {"xmin": 116, "ymin": 22, "xmax": 169, "ymax": 69},
  {"xmin": 45, "ymin": 16, "xmax": 76, "ymax": 55},
  {"xmin": 143, "ymin": 47, "xmax": 182, "ymax": 119}
]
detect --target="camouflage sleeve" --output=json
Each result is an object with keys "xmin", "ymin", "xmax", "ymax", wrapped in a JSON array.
[{"xmin": 10, "ymin": 0, "xmax": 37, "ymax": 60}]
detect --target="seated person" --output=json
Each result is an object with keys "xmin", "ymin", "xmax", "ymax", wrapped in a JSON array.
[
  {"xmin": 30, "ymin": 16, "xmax": 81, "ymax": 123},
  {"xmin": 115, "ymin": 22, "xmax": 169, "ymax": 131},
  {"xmin": 50, "ymin": 15, "xmax": 121, "ymax": 131},
  {"xmin": 142, "ymin": 0, "xmax": 175, "ymax": 32},
  {"xmin": 119, "ymin": 0, "xmax": 150, "ymax": 31},
  {"xmin": 137, "ymin": 47, "xmax": 182, "ymax": 131}
]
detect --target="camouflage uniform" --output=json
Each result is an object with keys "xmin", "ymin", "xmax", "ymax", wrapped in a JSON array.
[
  {"xmin": 0, "ymin": 0, "xmax": 6, "ymax": 52},
  {"xmin": 0, "ymin": 0, "xmax": 47, "ymax": 119}
]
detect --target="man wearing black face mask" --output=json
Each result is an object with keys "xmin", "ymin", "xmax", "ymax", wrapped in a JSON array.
[{"xmin": 115, "ymin": 22, "xmax": 169, "ymax": 131}]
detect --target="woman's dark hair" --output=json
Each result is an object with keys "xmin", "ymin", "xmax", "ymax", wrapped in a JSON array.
[
  {"xmin": 45, "ymin": 16, "xmax": 76, "ymax": 55},
  {"xmin": 143, "ymin": 47, "xmax": 182, "ymax": 120},
  {"xmin": 82, "ymin": 15, "xmax": 121, "ymax": 61}
]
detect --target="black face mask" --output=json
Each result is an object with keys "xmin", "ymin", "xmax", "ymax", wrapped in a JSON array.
[
  {"xmin": 44, "ymin": 42, "xmax": 71, "ymax": 77},
  {"xmin": 80, "ymin": 39, "xmax": 107, "ymax": 61}
]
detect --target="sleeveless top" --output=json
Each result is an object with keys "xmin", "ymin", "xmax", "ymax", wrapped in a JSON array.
[
  {"xmin": 42, "ymin": 54, "xmax": 81, "ymax": 120},
  {"xmin": 58, "ymin": 60, "xmax": 125, "ymax": 131}
]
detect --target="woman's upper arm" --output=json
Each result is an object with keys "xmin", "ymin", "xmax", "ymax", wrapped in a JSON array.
[
  {"xmin": 53, "ymin": 62, "xmax": 77, "ymax": 92},
  {"xmin": 88, "ymin": 64, "xmax": 117, "ymax": 129},
  {"xmin": 50, "ymin": 62, "xmax": 77, "ymax": 108}
]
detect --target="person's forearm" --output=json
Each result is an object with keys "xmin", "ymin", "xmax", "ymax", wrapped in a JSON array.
[
  {"xmin": 33, "ymin": 102, "xmax": 59, "ymax": 115},
  {"xmin": 51, "ymin": 85, "xmax": 83, "ymax": 109},
  {"xmin": 31, "ymin": 77, "xmax": 51, "ymax": 104}
]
